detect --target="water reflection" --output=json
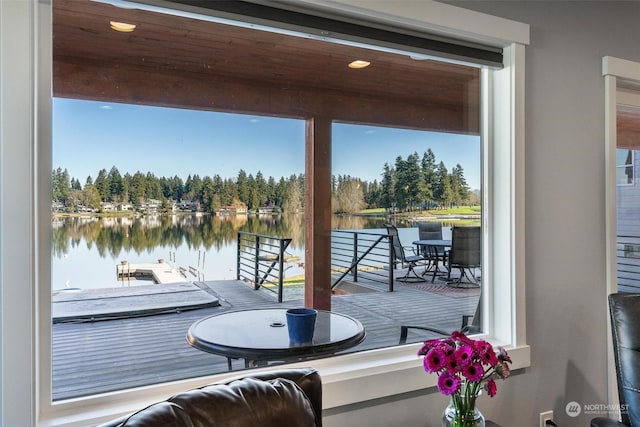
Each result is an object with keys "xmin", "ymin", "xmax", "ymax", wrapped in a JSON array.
[{"xmin": 52, "ymin": 213, "xmax": 466, "ymax": 290}]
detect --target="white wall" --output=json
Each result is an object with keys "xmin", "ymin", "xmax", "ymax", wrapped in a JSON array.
[{"xmin": 324, "ymin": 1, "xmax": 640, "ymax": 426}]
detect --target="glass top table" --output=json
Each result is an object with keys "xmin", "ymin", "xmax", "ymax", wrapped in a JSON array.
[
  {"xmin": 187, "ymin": 308, "xmax": 366, "ymax": 367},
  {"xmin": 412, "ymin": 239, "xmax": 452, "ymax": 282}
]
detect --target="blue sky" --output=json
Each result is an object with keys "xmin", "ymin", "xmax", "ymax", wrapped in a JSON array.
[{"xmin": 53, "ymin": 98, "xmax": 480, "ymax": 190}]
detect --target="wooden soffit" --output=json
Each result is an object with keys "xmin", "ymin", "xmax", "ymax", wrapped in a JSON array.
[
  {"xmin": 53, "ymin": 0, "xmax": 480, "ymax": 134},
  {"xmin": 618, "ymin": 106, "xmax": 640, "ymax": 149}
]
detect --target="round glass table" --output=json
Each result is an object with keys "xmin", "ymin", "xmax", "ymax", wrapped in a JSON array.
[{"xmin": 187, "ymin": 308, "xmax": 366, "ymax": 367}]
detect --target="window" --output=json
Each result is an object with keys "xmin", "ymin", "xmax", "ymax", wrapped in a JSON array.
[
  {"xmin": 616, "ymin": 148, "xmax": 634, "ymax": 185},
  {"xmin": 51, "ymin": 0, "xmax": 486, "ymax": 399},
  {"xmin": 0, "ymin": 1, "xmax": 529, "ymax": 424}
]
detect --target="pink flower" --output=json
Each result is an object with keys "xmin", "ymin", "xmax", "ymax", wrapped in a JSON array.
[
  {"xmin": 454, "ymin": 344, "xmax": 474, "ymax": 367},
  {"xmin": 462, "ymin": 362, "xmax": 484, "ymax": 382},
  {"xmin": 495, "ymin": 361, "xmax": 511, "ymax": 379},
  {"xmin": 497, "ymin": 347, "xmax": 512, "ymax": 364},
  {"xmin": 423, "ymin": 347, "xmax": 447, "ymax": 373},
  {"xmin": 485, "ymin": 378, "xmax": 497, "ymax": 397},
  {"xmin": 447, "ymin": 356, "xmax": 461, "ymax": 374},
  {"xmin": 437, "ymin": 371, "xmax": 461, "ymax": 395},
  {"xmin": 475, "ymin": 340, "xmax": 498, "ymax": 366},
  {"xmin": 418, "ymin": 339, "xmax": 442, "ymax": 356},
  {"xmin": 451, "ymin": 331, "xmax": 473, "ymax": 345}
]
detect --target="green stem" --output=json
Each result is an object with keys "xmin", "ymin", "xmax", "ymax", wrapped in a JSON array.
[{"xmin": 450, "ymin": 381, "xmax": 481, "ymax": 426}]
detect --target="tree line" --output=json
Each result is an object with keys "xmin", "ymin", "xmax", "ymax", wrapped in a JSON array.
[{"xmin": 52, "ymin": 149, "xmax": 476, "ymax": 214}]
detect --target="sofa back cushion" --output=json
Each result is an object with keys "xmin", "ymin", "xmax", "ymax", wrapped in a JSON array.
[{"xmin": 116, "ymin": 377, "xmax": 317, "ymax": 427}]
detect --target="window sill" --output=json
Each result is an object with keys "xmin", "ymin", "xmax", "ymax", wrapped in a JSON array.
[{"xmin": 40, "ymin": 343, "xmax": 530, "ymax": 426}]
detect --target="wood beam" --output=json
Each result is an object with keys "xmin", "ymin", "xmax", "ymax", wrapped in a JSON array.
[
  {"xmin": 305, "ymin": 117, "xmax": 332, "ymax": 310},
  {"xmin": 53, "ymin": 60, "xmax": 479, "ymax": 135}
]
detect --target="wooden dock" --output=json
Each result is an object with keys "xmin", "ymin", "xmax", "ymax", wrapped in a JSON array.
[
  {"xmin": 52, "ymin": 269, "xmax": 480, "ymax": 401},
  {"xmin": 116, "ymin": 260, "xmax": 186, "ymax": 284}
]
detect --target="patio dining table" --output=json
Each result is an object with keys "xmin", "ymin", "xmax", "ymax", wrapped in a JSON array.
[{"xmin": 412, "ymin": 239, "xmax": 451, "ymax": 282}]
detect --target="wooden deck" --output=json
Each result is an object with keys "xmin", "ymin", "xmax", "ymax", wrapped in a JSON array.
[{"xmin": 52, "ymin": 269, "xmax": 481, "ymax": 401}]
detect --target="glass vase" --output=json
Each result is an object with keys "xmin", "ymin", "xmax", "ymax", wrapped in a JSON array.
[{"xmin": 441, "ymin": 395, "xmax": 485, "ymax": 427}]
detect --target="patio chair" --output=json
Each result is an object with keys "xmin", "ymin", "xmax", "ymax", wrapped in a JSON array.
[
  {"xmin": 398, "ymin": 293, "xmax": 481, "ymax": 344},
  {"xmin": 384, "ymin": 223, "xmax": 426, "ymax": 283},
  {"xmin": 417, "ymin": 222, "xmax": 447, "ymax": 275},
  {"xmin": 447, "ymin": 225, "xmax": 481, "ymax": 285}
]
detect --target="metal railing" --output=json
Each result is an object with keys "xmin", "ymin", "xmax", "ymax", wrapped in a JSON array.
[
  {"xmin": 331, "ymin": 229, "xmax": 395, "ymax": 292},
  {"xmin": 237, "ymin": 231, "xmax": 292, "ymax": 302},
  {"xmin": 617, "ymin": 234, "xmax": 640, "ymax": 293}
]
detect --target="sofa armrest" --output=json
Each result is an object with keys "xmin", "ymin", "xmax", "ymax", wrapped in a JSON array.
[
  {"xmin": 241, "ymin": 368, "xmax": 321, "ymax": 421},
  {"xmin": 96, "ymin": 368, "xmax": 322, "ymax": 427}
]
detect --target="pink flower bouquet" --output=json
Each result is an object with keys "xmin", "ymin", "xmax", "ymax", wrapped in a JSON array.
[{"xmin": 418, "ymin": 331, "xmax": 512, "ymax": 426}]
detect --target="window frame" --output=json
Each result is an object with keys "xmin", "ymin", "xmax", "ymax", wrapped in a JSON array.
[
  {"xmin": 604, "ymin": 55, "xmax": 640, "ymax": 412},
  {"xmin": 0, "ymin": 1, "xmax": 529, "ymax": 425}
]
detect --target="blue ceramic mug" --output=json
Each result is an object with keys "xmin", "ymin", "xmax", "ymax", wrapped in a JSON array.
[{"xmin": 286, "ymin": 308, "xmax": 317, "ymax": 345}]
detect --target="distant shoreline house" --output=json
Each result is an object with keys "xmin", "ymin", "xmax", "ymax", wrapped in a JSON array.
[{"xmin": 217, "ymin": 205, "xmax": 248, "ymax": 216}]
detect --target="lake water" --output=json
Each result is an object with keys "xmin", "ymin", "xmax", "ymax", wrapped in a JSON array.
[{"xmin": 51, "ymin": 213, "xmax": 454, "ymax": 291}]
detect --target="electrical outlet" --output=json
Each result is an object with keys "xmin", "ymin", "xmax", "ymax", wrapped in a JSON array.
[{"xmin": 539, "ymin": 410, "xmax": 554, "ymax": 427}]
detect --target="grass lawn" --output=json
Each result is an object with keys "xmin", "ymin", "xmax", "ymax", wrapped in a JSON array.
[{"xmin": 358, "ymin": 206, "xmax": 481, "ymax": 216}]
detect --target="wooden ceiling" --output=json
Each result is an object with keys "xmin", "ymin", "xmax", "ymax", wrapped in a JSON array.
[{"xmin": 52, "ymin": 0, "xmax": 480, "ymax": 133}]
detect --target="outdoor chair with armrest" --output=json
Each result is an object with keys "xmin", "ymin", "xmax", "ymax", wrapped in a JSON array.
[
  {"xmin": 399, "ymin": 294, "xmax": 481, "ymax": 344},
  {"xmin": 447, "ymin": 225, "xmax": 481, "ymax": 286},
  {"xmin": 417, "ymin": 221, "xmax": 447, "ymax": 276},
  {"xmin": 384, "ymin": 223, "xmax": 426, "ymax": 283}
]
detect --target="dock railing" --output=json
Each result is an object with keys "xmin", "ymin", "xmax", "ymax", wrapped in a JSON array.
[
  {"xmin": 237, "ymin": 231, "xmax": 292, "ymax": 303},
  {"xmin": 331, "ymin": 230, "xmax": 395, "ymax": 292}
]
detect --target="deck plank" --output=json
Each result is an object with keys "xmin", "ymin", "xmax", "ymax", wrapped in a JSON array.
[{"xmin": 52, "ymin": 274, "xmax": 480, "ymax": 400}]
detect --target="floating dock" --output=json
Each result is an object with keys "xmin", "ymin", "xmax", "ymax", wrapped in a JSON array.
[{"xmin": 116, "ymin": 260, "xmax": 186, "ymax": 284}]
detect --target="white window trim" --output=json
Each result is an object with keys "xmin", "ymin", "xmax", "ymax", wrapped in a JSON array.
[
  {"xmin": 0, "ymin": 1, "xmax": 529, "ymax": 426},
  {"xmin": 603, "ymin": 55, "xmax": 640, "ymax": 417}
]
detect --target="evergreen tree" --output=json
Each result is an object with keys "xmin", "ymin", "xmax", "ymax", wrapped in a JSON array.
[
  {"xmin": 451, "ymin": 163, "xmax": 470, "ymax": 204},
  {"xmin": 145, "ymin": 172, "xmax": 162, "ymax": 200},
  {"xmin": 380, "ymin": 163, "xmax": 395, "ymax": 209},
  {"xmin": 93, "ymin": 168, "xmax": 109, "ymax": 202},
  {"xmin": 201, "ymin": 176, "xmax": 216, "ymax": 213},
  {"xmin": 129, "ymin": 172, "xmax": 146, "ymax": 207},
  {"xmin": 236, "ymin": 170, "xmax": 249, "ymax": 205},
  {"xmin": 433, "ymin": 161, "xmax": 449, "ymax": 207},
  {"xmin": 421, "ymin": 149, "xmax": 436, "ymax": 208},
  {"xmin": 108, "ymin": 166, "xmax": 124, "ymax": 202},
  {"xmin": 52, "ymin": 167, "xmax": 71, "ymax": 204}
]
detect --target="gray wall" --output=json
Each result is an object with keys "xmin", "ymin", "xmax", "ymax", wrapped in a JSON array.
[{"xmin": 324, "ymin": 2, "xmax": 640, "ymax": 426}]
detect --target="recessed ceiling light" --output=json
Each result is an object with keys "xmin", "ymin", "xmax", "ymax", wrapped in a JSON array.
[
  {"xmin": 110, "ymin": 21, "xmax": 136, "ymax": 32},
  {"xmin": 348, "ymin": 60, "xmax": 371, "ymax": 69}
]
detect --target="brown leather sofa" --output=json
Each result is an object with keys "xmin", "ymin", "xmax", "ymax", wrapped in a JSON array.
[{"xmin": 96, "ymin": 368, "xmax": 322, "ymax": 427}]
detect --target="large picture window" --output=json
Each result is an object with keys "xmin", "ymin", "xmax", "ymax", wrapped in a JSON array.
[{"xmin": 51, "ymin": 0, "xmax": 483, "ymax": 399}]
